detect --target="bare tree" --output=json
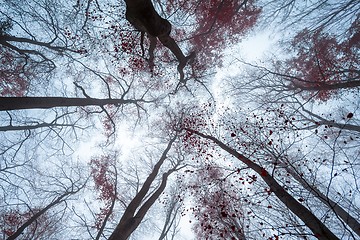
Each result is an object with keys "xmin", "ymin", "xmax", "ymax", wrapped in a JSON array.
[
  {"xmin": 108, "ymin": 136, "xmax": 185, "ymax": 240},
  {"xmin": 6, "ymin": 180, "xmax": 87, "ymax": 240},
  {"xmin": 157, "ymin": 186, "xmax": 183, "ymax": 240},
  {"xmin": 184, "ymin": 128, "xmax": 339, "ymax": 240}
]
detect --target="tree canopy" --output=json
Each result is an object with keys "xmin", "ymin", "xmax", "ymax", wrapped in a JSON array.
[{"xmin": 1, "ymin": 0, "xmax": 359, "ymax": 239}]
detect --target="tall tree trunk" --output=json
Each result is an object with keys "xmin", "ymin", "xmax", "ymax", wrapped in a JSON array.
[
  {"xmin": 123, "ymin": 0, "xmax": 195, "ymax": 82},
  {"xmin": 278, "ymin": 159, "xmax": 360, "ymax": 237},
  {"xmin": 186, "ymin": 129, "xmax": 339, "ymax": 240},
  {"xmin": 0, "ymin": 97, "xmax": 141, "ymax": 111},
  {"xmin": 108, "ymin": 137, "xmax": 176, "ymax": 240}
]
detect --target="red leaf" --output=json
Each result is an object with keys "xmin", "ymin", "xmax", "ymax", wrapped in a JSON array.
[{"xmin": 347, "ymin": 113, "xmax": 354, "ymax": 118}]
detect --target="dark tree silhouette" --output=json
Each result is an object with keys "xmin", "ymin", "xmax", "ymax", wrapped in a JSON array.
[
  {"xmin": 183, "ymin": 128, "xmax": 339, "ymax": 240},
  {"xmin": 108, "ymin": 136, "xmax": 184, "ymax": 240}
]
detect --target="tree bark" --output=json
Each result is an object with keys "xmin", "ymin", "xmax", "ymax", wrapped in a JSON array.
[
  {"xmin": 0, "ymin": 97, "xmax": 142, "ymax": 111},
  {"xmin": 0, "ymin": 123, "xmax": 75, "ymax": 131},
  {"xmin": 123, "ymin": 0, "xmax": 195, "ymax": 82},
  {"xmin": 186, "ymin": 129, "xmax": 339, "ymax": 240},
  {"xmin": 278, "ymin": 160, "xmax": 360, "ymax": 237},
  {"xmin": 108, "ymin": 137, "xmax": 176, "ymax": 240},
  {"xmin": 291, "ymin": 80, "xmax": 360, "ymax": 91}
]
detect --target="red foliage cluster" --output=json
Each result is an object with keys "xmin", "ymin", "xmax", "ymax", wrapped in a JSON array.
[
  {"xmin": 110, "ymin": 30, "xmax": 151, "ymax": 74},
  {"xmin": 0, "ymin": 48, "xmax": 29, "ymax": 96},
  {"xmin": 1, "ymin": 208, "xmax": 55, "ymax": 238},
  {"xmin": 102, "ymin": 116, "xmax": 114, "ymax": 137},
  {"xmin": 90, "ymin": 155, "xmax": 116, "ymax": 201},
  {"xmin": 180, "ymin": 105, "xmax": 213, "ymax": 155},
  {"xmin": 287, "ymin": 27, "xmax": 359, "ymax": 100},
  {"xmin": 128, "ymin": 56, "xmax": 147, "ymax": 71},
  {"xmin": 2, "ymin": 209, "xmax": 24, "ymax": 236},
  {"xmin": 189, "ymin": 0, "xmax": 261, "ymax": 68},
  {"xmin": 115, "ymin": 32, "xmax": 138, "ymax": 55},
  {"xmin": 190, "ymin": 167, "xmax": 246, "ymax": 239},
  {"xmin": 90, "ymin": 155, "xmax": 117, "ymax": 229}
]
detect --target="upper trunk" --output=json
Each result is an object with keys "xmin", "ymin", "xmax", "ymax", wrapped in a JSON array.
[
  {"xmin": 0, "ymin": 97, "xmax": 138, "ymax": 111},
  {"xmin": 123, "ymin": 0, "xmax": 195, "ymax": 82}
]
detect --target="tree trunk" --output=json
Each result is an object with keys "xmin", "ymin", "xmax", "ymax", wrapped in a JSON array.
[
  {"xmin": 0, "ymin": 97, "xmax": 139, "ymax": 111},
  {"xmin": 292, "ymin": 80, "xmax": 360, "ymax": 91},
  {"xmin": 0, "ymin": 123, "xmax": 74, "ymax": 131},
  {"xmin": 7, "ymin": 186, "xmax": 83, "ymax": 240},
  {"xmin": 279, "ymin": 160, "xmax": 360, "ymax": 237},
  {"xmin": 123, "ymin": 0, "xmax": 195, "ymax": 82},
  {"xmin": 187, "ymin": 129, "xmax": 339, "ymax": 240},
  {"xmin": 108, "ymin": 137, "xmax": 176, "ymax": 240}
]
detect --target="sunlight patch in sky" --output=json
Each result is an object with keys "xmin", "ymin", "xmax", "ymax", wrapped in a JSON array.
[{"xmin": 238, "ymin": 30, "xmax": 277, "ymax": 61}]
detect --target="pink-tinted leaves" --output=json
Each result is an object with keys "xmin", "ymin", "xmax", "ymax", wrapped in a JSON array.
[
  {"xmin": 90, "ymin": 155, "xmax": 117, "ymax": 229},
  {"xmin": 287, "ymin": 28, "xmax": 359, "ymax": 100},
  {"xmin": 90, "ymin": 155, "xmax": 116, "ymax": 201},
  {"xmin": 1, "ymin": 208, "xmax": 56, "ymax": 238},
  {"xmin": 189, "ymin": 0, "xmax": 261, "ymax": 69},
  {"xmin": 0, "ymin": 49, "xmax": 29, "ymax": 96}
]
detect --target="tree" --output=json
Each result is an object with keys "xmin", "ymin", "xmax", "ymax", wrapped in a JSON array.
[
  {"xmin": 115, "ymin": 0, "xmax": 261, "ymax": 89},
  {"xmin": 0, "ymin": 47, "xmax": 29, "ymax": 97},
  {"xmin": 1, "ymin": 154, "xmax": 88, "ymax": 239},
  {"xmin": 157, "ymin": 183, "xmax": 184, "ymax": 240},
  {"xmin": 108, "ymin": 136, "xmax": 184, "ymax": 240},
  {"xmin": 89, "ymin": 154, "xmax": 118, "ymax": 239},
  {"xmin": 1, "ymin": 208, "xmax": 58, "ymax": 239},
  {"xmin": 182, "ymin": 127, "xmax": 338, "ymax": 240},
  {"xmin": 271, "ymin": 154, "xmax": 360, "ymax": 237},
  {"xmin": 230, "ymin": 1, "xmax": 359, "ymax": 101},
  {"xmin": 222, "ymin": 80, "xmax": 360, "ymax": 238},
  {"xmin": 123, "ymin": 0, "xmax": 196, "ymax": 82},
  {"xmin": 173, "ymin": 94, "xmax": 358, "ymax": 239},
  {"xmin": 5, "ymin": 180, "xmax": 86, "ymax": 240},
  {"xmin": 0, "ymin": 1, "xmax": 90, "ymax": 97},
  {"xmin": 0, "ymin": 96, "xmax": 150, "ymax": 111},
  {"xmin": 285, "ymin": 27, "xmax": 359, "ymax": 100}
]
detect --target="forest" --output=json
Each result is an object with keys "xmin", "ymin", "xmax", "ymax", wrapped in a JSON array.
[{"xmin": 0, "ymin": 0, "xmax": 359, "ymax": 239}]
